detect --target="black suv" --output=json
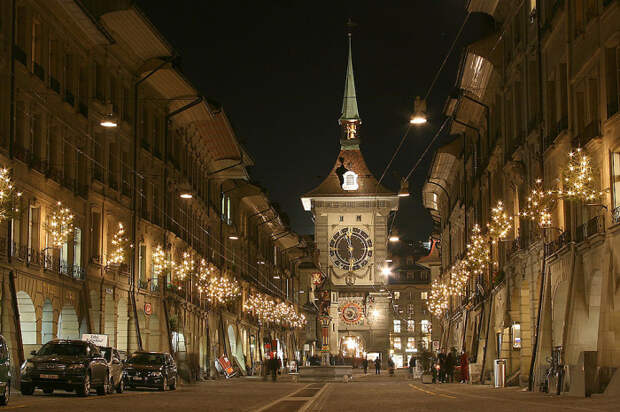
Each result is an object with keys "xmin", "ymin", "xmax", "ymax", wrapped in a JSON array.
[
  {"xmin": 124, "ymin": 352, "xmax": 177, "ymax": 391},
  {"xmin": 20, "ymin": 340, "xmax": 110, "ymax": 396}
]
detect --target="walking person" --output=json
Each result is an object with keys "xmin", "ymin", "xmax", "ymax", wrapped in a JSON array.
[
  {"xmin": 438, "ymin": 351, "xmax": 447, "ymax": 383},
  {"xmin": 270, "ymin": 357, "xmax": 278, "ymax": 382},
  {"xmin": 460, "ymin": 351, "xmax": 469, "ymax": 383},
  {"xmin": 408, "ymin": 356, "xmax": 416, "ymax": 380},
  {"xmin": 375, "ymin": 357, "xmax": 381, "ymax": 375},
  {"xmin": 362, "ymin": 357, "xmax": 368, "ymax": 375},
  {"xmin": 388, "ymin": 357, "xmax": 395, "ymax": 376},
  {"xmin": 446, "ymin": 349, "xmax": 456, "ymax": 383}
]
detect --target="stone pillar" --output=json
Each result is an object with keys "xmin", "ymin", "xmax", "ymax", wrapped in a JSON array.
[{"xmin": 320, "ymin": 315, "xmax": 330, "ymax": 366}]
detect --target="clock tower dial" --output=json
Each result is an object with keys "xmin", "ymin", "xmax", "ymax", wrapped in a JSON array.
[{"xmin": 329, "ymin": 227, "xmax": 373, "ymax": 271}]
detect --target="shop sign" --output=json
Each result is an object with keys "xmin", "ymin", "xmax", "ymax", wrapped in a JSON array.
[
  {"xmin": 144, "ymin": 303, "xmax": 153, "ymax": 315},
  {"xmin": 82, "ymin": 334, "xmax": 108, "ymax": 347},
  {"xmin": 432, "ymin": 341, "xmax": 439, "ymax": 351},
  {"xmin": 217, "ymin": 355, "xmax": 235, "ymax": 378}
]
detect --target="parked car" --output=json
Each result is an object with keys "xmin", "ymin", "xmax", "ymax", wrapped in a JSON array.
[
  {"xmin": 0, "ymin": 335, "xmax": 11, "ymax": 405},
  {"xmin": 20, "ymin": 340, "xmax": 110, "ymax": 396},
  {"xmin": 124, "ymin": 352, "xmax": 177, "ymax": 391},
  {"xmin": 99, "ymin": 347, "xmax": 125, "ymax": 393}
]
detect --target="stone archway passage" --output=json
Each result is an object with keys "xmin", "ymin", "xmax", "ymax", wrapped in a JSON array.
[
  {"xmin": 117, "ymin": 298, "xmax": 129, "ymax": 352},
  {"xmin": 17, "ymin": 291, "xmax": 37, "ymax": 345},
  {"xmin": 42, "ymin": 299, "xmax": 54, "ymax": 344},
  {"xmin": 58, "ymin": 305, "xmax": 80, "ymax": 340}
]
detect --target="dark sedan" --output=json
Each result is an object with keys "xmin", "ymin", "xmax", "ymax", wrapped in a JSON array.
[
  {"xmin": 124, "ymin": 352, "xmax": 177, "ymax": 391},
  {"xmin": 20, "ymin": 340, "xmax": 110, "ymax": 396}
]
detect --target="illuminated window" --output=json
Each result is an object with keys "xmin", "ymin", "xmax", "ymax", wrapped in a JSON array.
[
  {"xmin": 393, "ymin": 337, "xmax": 401, "ymax": 350},
  {"xmin": 511, "ymin": 323, "xmax": 522, "ymax": 349},
  {"xmin": 421, "ymin": 292, "xmax": 428, "ymax": 300},
  {"xmin": 342, "ymin": 171, "xmax": 359, "ymax": 190},
  {"xmin": 407, "ymin": 320, "xmax": 415, "ymax": 332},
  {"xmin": 421, "ymin": 320, "xmax": 430, "ymax": 334},
  {"xmin": 393, "ymin": 320, "xmax": 401, "ymax": 333},
  {"xmin": 612, "ymin": 152, "xmax": 620, "ymax": 211},
  {"xmin": 394, "ymin": 292, "xmax": 400, "ymax": 300},
  {"xmin": 407, "ymin": 337, "xmax": 415, "ymax": 351}
]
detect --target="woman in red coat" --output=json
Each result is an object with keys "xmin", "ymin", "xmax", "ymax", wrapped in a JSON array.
[{"xmin": 460, "ymin": 351, "xmax": 469, "ymax": 383}]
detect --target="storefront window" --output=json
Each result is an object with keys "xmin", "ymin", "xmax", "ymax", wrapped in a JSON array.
[{"xmin": 393, "ymin": 320, "xmax": 401, "ymax": 333}]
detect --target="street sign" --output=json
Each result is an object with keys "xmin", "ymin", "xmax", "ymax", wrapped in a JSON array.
[
  {"xmin": 82, "ymin": 334, "xmax": 108, "ymax": 347},
  {"xmin": 144, "ymin": 303, "xmax": 153, "ymax": 315}
]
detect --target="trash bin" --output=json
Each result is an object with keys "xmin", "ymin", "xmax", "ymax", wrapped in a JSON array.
[{"xmin": 494, "ymin": 359, "xmax": 506, "ymax": 388}]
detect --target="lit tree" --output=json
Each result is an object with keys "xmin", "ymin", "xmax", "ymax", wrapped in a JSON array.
[
  {"xmin": 45, "ymin": 201, "xmax": 74, "ymax": 248},
  {"xmin": 559, "ymin": 147, "xmax": 603, "ymax": 202},
  {"xmin": 465, "ymin": 224, "xmax": 490, "ymax": 276},
  {"xmin": 487, "ymin": 200, "xmax": 512, "ymax": 243},
  {"xmin": 520, "ymin": 179, "xmax": 555, "ymax": 228},
  {"xmin": 0, "ymin": 168, "xmax": 21, "ymax": 222},
  {"xmin": 108, "ymin": 222, "xmax": 128, "ymax": 265},
  {"xmin": 176, "ymin": 251, "xmax": 194, "ymax": 282}
]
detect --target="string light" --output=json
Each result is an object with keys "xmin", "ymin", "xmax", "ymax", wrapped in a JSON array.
[
  {"xmin": 200, "ymin": 273, "xmax": 241, "ymax": 306},
  {"xmin": 520, "ymin": 179, "xmax": 555, "ymax": 228},
  {"xmin": 108, "ymin": 222, "xmax": 128, "ymax": 265},
  {"xmin": 243, "ymin": 292, "xmax": 306, "ymax": 328},
  {"xmin": 487, "ymin": 200, "xmax": 512, "ymax": 243},
  {"xmin": 559, "ymin": 147, "xmax": 603, "ymax": 201},
  {"xmin": 152, "ymin": 245, "xmax": 168, "ymax": 280},
  {"xmin": 465, "ymin": 224, "xmax": 490, "ymax": 276},
  {"xmin": 45, "ymin": 201, "xmax": 74, "ymax": 248},
  {"xmin": 427, "ymin": 279, "xmax": 449, "ymax": 318},
  {"xmin": 176, "ymin": 251, "xmax": 195, "ymax": 283},
  {"xmin": 0, "ymin": 168, "xmax": 21, "ymax": 222}
]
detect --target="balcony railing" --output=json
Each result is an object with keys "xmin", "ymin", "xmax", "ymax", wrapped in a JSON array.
[
  {"xmin": 138, "ymin": 278, "xmax": 149, "ymax": 290},
  {"xmin": 545, "ymin": 230, "xmax": 571, "ymax": 256},
  {"xmin": 576, "ymin": 215, "xmax": 605, "ymax": 242},
  {"xmin": 545, "ymin": 115, "xmax": 568, "ymax": 150}
]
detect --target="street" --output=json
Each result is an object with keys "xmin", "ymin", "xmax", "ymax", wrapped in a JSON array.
[{"xmin": 4, "ymin": 373, "xmax": 620, "ymax": 412}]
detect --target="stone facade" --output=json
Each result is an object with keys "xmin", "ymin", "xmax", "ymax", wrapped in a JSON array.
[
  {"xmin": 0, "ymin": 0, "xmax": 311, "ymax": 383},
  {"xmin": 423, "ymin": 0, "xmax": 620, "ymax": 393}
]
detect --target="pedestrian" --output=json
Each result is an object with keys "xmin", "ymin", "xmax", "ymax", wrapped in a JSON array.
[
  {"xmin": 362, "ymin": 357, "xmax": 368, "ymax": 374},
  {"xmin": 388, "ymin": 357, "xmax": 395, "ymax": 376},
  {"xmin": 438, "ymin": 351, "xmax": 447, "ymax": 383},
  {"xmin": 270, "ymin": 357, "xmax": 277, "ymax": 382},
  {"xmin": 408, "ymin": 356, "xmax": 416, "ymax": 380},
  {"xmin": 375, "ymin": 357, "xmax": 381, "ymax": 374},
  {"xmin": 277, "ymin": 357, "xmax": 282, "ymax": 375},
  {"xmin": 460, "ymin": 351, "xmax": 469, "ymax": 383},
  {"xmin": 446, "ymin": 349, "xmax": 456, "ymax": 383}
]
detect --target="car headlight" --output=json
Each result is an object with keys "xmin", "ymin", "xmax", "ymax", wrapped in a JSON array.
[
  {"xmin": 149, "ymin": 371, "xmax": 162, "ymax": 377},
  {"xmin": 21, "ymin": 361, "xmax": 34, "ymax": 372},
  {"xmin": 67, "ymin": 363, "xmax": 86, "ymax": 370}
]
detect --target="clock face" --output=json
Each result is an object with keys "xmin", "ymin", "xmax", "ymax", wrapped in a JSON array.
[{"xmin": 329, "ymin": 227, "xmax": 373, "ymax": 271}]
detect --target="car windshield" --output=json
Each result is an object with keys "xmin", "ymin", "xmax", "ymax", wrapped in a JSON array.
[
  {"xmin": 100, "ymin": 348, "xmax": 112, "ymax": 362},
  {"xmin": 127, "ymin": 353, "xmax": 165, "ymax": 365},
  {"xmin": 37, "ymin": 342, "xmax": 87, "ymax": 357}
]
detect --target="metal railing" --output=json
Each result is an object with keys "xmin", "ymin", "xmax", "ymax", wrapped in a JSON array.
[
  {"xmin": 544, "ymin": 230, "xmax": 571, "ymax": 256},
  {"xmin": 576, "ymin": 215, "xmax": 605, "ymax": 243}
]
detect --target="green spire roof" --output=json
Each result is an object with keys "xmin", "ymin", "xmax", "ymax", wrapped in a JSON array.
[{"xmin": 339, "ymin": 34, "xmax": 361, "ymax": 124}]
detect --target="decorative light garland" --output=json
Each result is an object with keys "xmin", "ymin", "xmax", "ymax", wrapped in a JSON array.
[
  {"xmin": 559, "ymin": 147, "xmax": 603, "ymax": 201},
  {"xmin": 108, "ymin": 222, "xmax": 129, "ymax": 265},
  {"xmin": 427, "ymin": 278, "xmax": 449, "ymax": 318},
  {"xmin": 487, "ymin": 200, "xmax": 512, "ymax": 243},
  {"xmin": 176, "ymin": 251, "xmax": 195, "ymax": 282},
  {"xmin": 0, "ymin": 168, "xmax": 21, "ymax": 222},
  {"xmin": 519, "ymin": 179, "xmax": 555, "ymax": 228},
  {"xmin": 46, "ymin": 201, "xmax": 75, "ymax": 248},
  {"xmin": 200, "ymin": 272, "xmax": 241, "ymax": 306},
  {"xmin": 152, "ymin": 245, "xmax": 167, "ymax": 279},
  {"xmin": 243, "ymin": 292, "xmax": 306, "ymax": 328}
]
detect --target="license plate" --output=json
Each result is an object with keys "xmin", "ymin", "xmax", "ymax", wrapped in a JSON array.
[
  {"xmin": 132, "ymin": 376, "xmax": 142, "ymax": 381},
  {"xmin": 40, "ymin": 374, "xmax": 58, "ymax": 379}
]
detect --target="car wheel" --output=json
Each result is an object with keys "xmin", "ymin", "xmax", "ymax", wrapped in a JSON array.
[
  {"xmin": 169, "ymin": 377, "xmax": 176, "ymax": 390},
  {"xmin": 97, "ymin": 373, "xmax": 109, "ymax": 396},
  {"xmin": 160, "ymin": 376, "xmax": 167, "ymax": 391},
  {"xmin": 77, "ymin": 373, "xmax": 91, "ymax": 397},
  {"xmin": 0, "ymin": 383, "xmax": 9, "ymax": 405},
  {"xmin": 20, "ymin": 384, "xmax": 34, "ymax": 396},
  {"xmin": 43, "ymin": 387, "xmax": 54, "ymax": 394},
  {"xmin": 116, "ymin": 377, "xmax": 124, "ymax": 393}
]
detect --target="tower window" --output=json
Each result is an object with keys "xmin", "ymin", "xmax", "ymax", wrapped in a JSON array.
[
  {"xmin": 356, "ymin": 215, "xmax": 362, "ymax": 222},
  {"xmin": 339, "ymin": 216, "xmax": 344, "ymax": 222}
]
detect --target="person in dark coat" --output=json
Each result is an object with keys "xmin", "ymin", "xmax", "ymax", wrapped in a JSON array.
[
  {"xmin": 270, "ymin": 357, "xmax": 278, "ymax": 382},
  {"xmin": 374, "ymin": 357, "xmax": 381, "ymax": 374},
  {"xmin": 438, "ymin": 352, "xmax": 447, "ymax": 383},
  {"xmin": 388, "ymin": 358, "xmax": 395, "ymax": 376},
  {"xmin": 446, "ymin": 350, "xmax": 456, "ymax": 383},
  {"xmin": 362, "ymin": 358, "xmax": 368, "ymax": 374},
  {"xmin": 408, "ymin": 356, "xmax": 416, "ymax": 379},
  {"xmin": 460, "ymin": 351, "xmax": 469, "ymax": 383}
]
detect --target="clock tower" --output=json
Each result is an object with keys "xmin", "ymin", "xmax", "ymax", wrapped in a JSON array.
[{"xmin": 301, "ymin": 29, "xmax": 399, "ymax": 360}]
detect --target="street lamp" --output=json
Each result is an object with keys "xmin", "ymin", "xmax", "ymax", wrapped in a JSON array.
[
  {"xmin": 100, "ymin": 114, "xmax": 118, "ymax": 128},
  {"xmin": 409, "ymin": 96, "xmax": 428, "ymax": 125},
  {"xmin": 381, "ymin": 266, "xmax": 392, "ymax": 276},
  {"xmin": 179, "ymin": 192, "xmax": 193, "ymax": 199},
  {"xmin": 389, "ymin": 235, "xmax": 400, "ymax": 242},
  {"xmin": 398, "ymin": 178, "xmax": 410, "ymax": 197}
]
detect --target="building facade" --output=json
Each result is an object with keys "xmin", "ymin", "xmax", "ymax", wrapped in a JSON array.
[
  {"xmin": 301, "ymin": 33, "xmax": 399, "ymax": 363},
  {"xmin": 0, "ymin": 0, "xmax": 311, "ymax": 382},
  {"xmin": 423, "ymin": 0, "xmax": 620, "ymax": 393}
]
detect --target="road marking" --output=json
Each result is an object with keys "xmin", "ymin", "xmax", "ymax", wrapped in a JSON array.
[
  {"xmin": 2, "ymin": 405, "xmax": 27, "ymax": 410},
  {"xmin": 253, "ymin": 384, "xmax": 312, "ymax": 412},
  {"xmin": 408, "ymin": 383, "xmax": 456, "ymax": 399}
]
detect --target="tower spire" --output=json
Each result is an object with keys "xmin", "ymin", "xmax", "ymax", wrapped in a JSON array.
[{"xmin": 339, "ymin": 19, "xmax": 361, "ymax": 137}]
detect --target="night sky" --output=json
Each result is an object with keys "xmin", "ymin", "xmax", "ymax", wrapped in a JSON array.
[{"xmin": 136, "ymin": 1, "xmax": 491, "ymax": 240}]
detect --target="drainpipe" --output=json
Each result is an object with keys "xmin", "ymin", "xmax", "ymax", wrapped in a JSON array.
[
  {"xmin": 162, "ymin": 95, "xmax": 203, "ymax": 355},
  {"xmin": 131, "ymin": 56, "xmax": 175, "ymax": 351},
  {"xmin": 8, "ymin": 0, "xmax": 25, "ymax": 371}
]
